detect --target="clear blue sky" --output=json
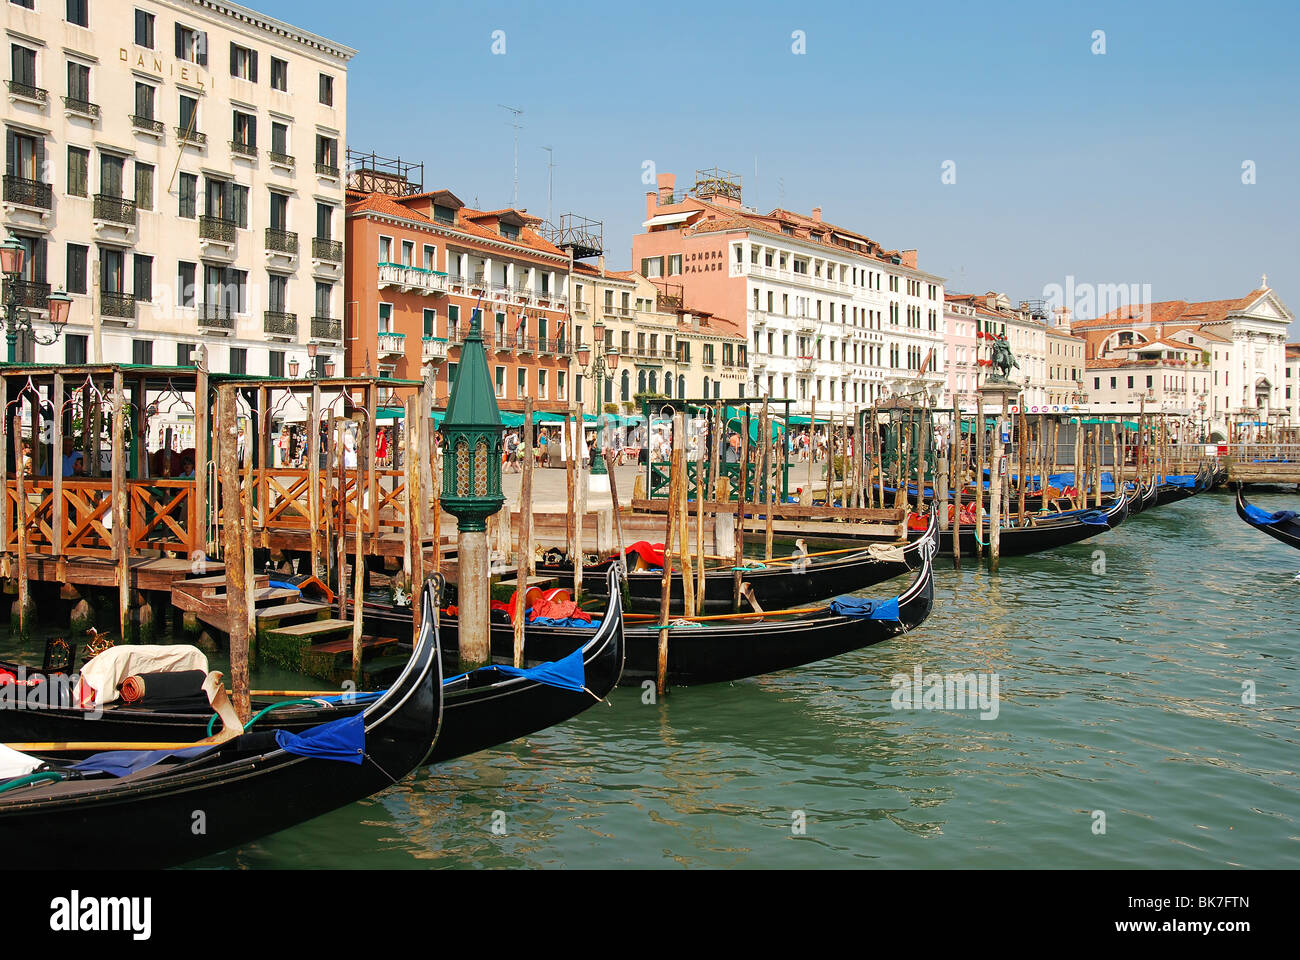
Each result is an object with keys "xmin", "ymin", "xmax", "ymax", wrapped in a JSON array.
[{"xmin": 266, "ymin": 0, "xmax": 1300, "ymax": 335}]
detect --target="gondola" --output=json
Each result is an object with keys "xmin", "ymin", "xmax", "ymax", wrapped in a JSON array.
[
  {"xmin": 1151, "ymin": 467, "xmax": 1208, "ymax": 508},
  {"xmin": 534, "ymin": 523, "xmax": 927, "ymax": 615},
  {"xmin": 897, "ymin": 490, "xmax": 1129, "ymax": 557},
  {"xmin": 0, "ymin": 581, "xmax": 442, "ymax": 868},
  {"xmin": 365, "ymin": 512, "xmax": 938, "ymax": 688},
  {"xmin": 0, "ymin": 568, "xmax": 625, "ymax": 765},
  {"xmin": 1235, "ymin": 486, "xmax": 1300, "ymax": 551}
]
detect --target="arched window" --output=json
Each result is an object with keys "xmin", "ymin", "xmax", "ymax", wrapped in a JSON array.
[
  {"xmin": 678, "ymin": 378, "xmax": 686, "ymax": 399},
  {"xmin": 638, "ymin": 369, "xmax": 647, "ymax": 393},
  {"xmin": 648, "ymin": 370, "xmax": 658, "ymax": 394},
  {"xmin": 620, "ymin": 369, "xmax": 630, "ymax": 401},
  {"xmin": 604, "ymin": 375, "xmax": 613, "ymax": 403},
  {"xmin": 664, "ymin": 372, "xmax": 673, "ymax": 397},
  {"xmin": 703, "ymin": 376, "xmax": 710, "ymax": 398}
]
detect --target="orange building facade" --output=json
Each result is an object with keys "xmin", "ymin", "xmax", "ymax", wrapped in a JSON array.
[{"xmin": 344, "ymin": 186, "xmax": 578, "ymax": 414}]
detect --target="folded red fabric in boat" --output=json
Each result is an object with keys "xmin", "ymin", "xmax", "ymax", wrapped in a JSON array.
[
  {"xmin": 528, "ymin": 597, "xmax": 591, "ymax": 623},
  {"xmin": 625, "ymin": 541, "xmax": 666, "ymax": 568},
  {"xmin": 0, "ymin": 669, "xmax": 41, "ymax": 687},
  {"xmin": 120, "ymin": 674, "xmax": 146, "ymax": 703}
]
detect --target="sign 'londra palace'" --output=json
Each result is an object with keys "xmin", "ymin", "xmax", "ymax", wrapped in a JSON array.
[{"xmin": 684, "ymin": 250, "xmax": 724, "ymax": 273}]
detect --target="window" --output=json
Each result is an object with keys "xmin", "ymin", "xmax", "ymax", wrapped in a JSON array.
[
  {"xmin": 517, "ymin": 367, "xmax": 527, "ymax": 399},
  {"xmin": 423, "ymin": 308, "xmax": 436, "ymax": 338},
  {"xmin": 134, "ymin": 82, "xmax": 155, "ymax": 121},
  {"xmin": 268, "ymin": 274, "xmax": 288, "ymax": 313},
  {"xmin": 378, "ymin": 302, "xmax": 392, "ymax": 332},
  {"xmin": 271, "ymin": 121, "xmax": 288, "ymax": 156},
  {"xmin": 318, "ymin": 73, "xmax": 333, "ymax": 105},
  {"xmin": 233, "ymin": 111, "xmax": 256, "ymax": 148},
  {"xmin": 267, "ymin": 350, "xmax": 284, "ymax": 378},
  {"xmin": 99, "ymin": 153, "xmax": 124, "ymax": 198},
  {"xmin": 134, "ymin": 162, "xmax": 153, "ymax": 210},
  {"xmin": 132, "ymin": 254, "xmax": 152, "ymax": 301},
  {"xmin": 230, "ymin": 184, "xmax": 248, "ymax": 228},
  {"xmin": 175, "ymin": 25, "xmax": 208, "ymax": 66},
  {"xmin": 315, "ymin": 134, "xmax": 337, "ymax": 169},
  {"xmin": 229, "ymin": 347, "xmax": 246, "ymax": 375},
  {"xmin": 271, "ymin": 57, "xmax": 287, "ymax": 91},
  {"xmin": 1127, "ymin": 376, "xmax": 1134, "ymax": 389},
  {"xmin": 400, "ymin": 240, "xmax": 413, "ymax": 266},
  {"xmin": 229, "ymin": 43, "xmax": 257, "ymax": 82},
  {"xmin": 315, "ymin": 202, "xmax": 332, "ymax": 241},
  {"xmin": 668, "ymin": 254, "xmax": 682, "ymax": 275},
  {"xmin": 269, "ymin": 191, "xmax": 288, "ymax": 230},
  {"xmin": 537, "ymin": 369, "xmax": 548, "ymax": 399},
  {"xmin": 557, "ymin": 370, "xmax": 567, "ymax": 400},
  {"xmin": 178, "ymin": 173, "xmax": 196, "ymax": 218},
  {"xmin": 314, "ymin": 281, "xmax": 332, "ymax": 318},
  {"xmin": 176, "ymin": 342, "xmax": 196, "ymax": 366},
  {"xmin": 378, "ymin": 236, "xmax": 392, "ymax": 263},
  {"xmin": 11, "ymin": 44, "xmax": 37, "ymax": 89},
  {"xmin": 433, "ymin": 203, "xmax": 455, "ymax": 225},
  {"xmin": 132, "ymin": 339, "xmax": 152, "ymax": 365},
  {"xmin": 423, "ymin": 244, "xmax": 436, "ymax": 270},
  {"xmin": 134, "ymin": 10, "xmax": 154, "ymax": 48},
  {"xmin": 65, "ymin": 334, "xmax": 88, "ymax": 365},
  {"xmin": 66, "ymin": 61, "xmax": 90, "ymax": 103},
  {"xmin": 177, "ymin": 262, "xmax": 196, "ymax": 306},
  {"xmin": 67, "ymin": 147, "xmax": 88, "ymax": 197},
  {"xmin": 640, "ymin": 256, "xmax": 664, "ymax": 278},
  {"xmin": 179, "ymin": 94, "xmax": 198, "ymax": 135},
  {"xmin": 66, "ymin": 243, "xmax": 87, "ymax": 294},
  {"xmin": 66, "ymin": 0, "xmax": 87, "ymax": 27},
  {"xmin": 447, "ymin": 304, "xmax": 460, "ymax": 331}
]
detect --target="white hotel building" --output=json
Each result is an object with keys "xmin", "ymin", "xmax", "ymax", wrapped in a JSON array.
[
  {"xmin": 632, "ymin": 171, "xmax": 946, "ymax": 417},
  {"xmin": 2, "ymin": 0, "xmax": 353, "ymax": 372}
]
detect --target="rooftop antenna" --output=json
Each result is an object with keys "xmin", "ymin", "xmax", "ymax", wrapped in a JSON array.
[
  {"xmin": 542, "ymin": 145, "xmax": 555, "ymax": 225},
  {"xmin": 499, "ymin": 104, "xmax": 524, "ymax": 207}
]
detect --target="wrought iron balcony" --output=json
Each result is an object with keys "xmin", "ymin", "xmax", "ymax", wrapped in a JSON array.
[
  {"xmin": 198, "ymin": 303, "xmax": 235, "ymax": 330},
  {"xmin": 263, "ymin": 311, "xmax": 297, "ymax": 337},
  {"xmin": 93, "ymin": 194, "xmax": 137, "ymax": 225},
  {"xmin": 312, "ymin": 237, "xmax": 342, "ymax": 262},
  {"xmin": 130, "ymin": 114, "xmax": 164, "ymax": 133},
  {"xmin": 62, "ymin": 96, "xmax": 99, "ymax": 118},
  {"xmin": 8, "ymin": 279, "xmax": 49, "ymax": 309},
  {"xmin": 199, "ymin": 215, "xmax": 236, "ymax": 243},
  {"xmin": 269, "ymin": 151, "xmax": 295, "ymax": 168},
  {"xmin": 100, "ymin": 291, "xmax": 136, "ymax": 319},
  {"xmin": 3, "ymin": 175, "xmax": 52, "ymax": 209},
  {"xmin": 175, "ymin": 127, "xmax": 206, "ymax": 145},
  {"xmin": 311, "ymin": 316, "xmax": 341, "ymax": 341},
  {"xmin": 229, "ymin": 139, "xmax": 257, "ymax": 158},
  {"xmin": 265, "ymin": 228, "xmax": 298, "ymax": 254},
  {"xmin": 315, "ymin": 162, "xmax": 340, "ymax": 178},
  {"xmin": 6, "ymin": 81, "xmax": 47, "ymax": 103}
]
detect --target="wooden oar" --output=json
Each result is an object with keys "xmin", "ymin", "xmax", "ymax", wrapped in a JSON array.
[{"xmin": 623, "ymin": 604, "xmax": 828, "ymax": 623}]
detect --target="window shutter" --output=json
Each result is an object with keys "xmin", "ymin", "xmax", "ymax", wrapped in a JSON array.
[
  {"xmin": 249, "ymin": 50, "xmax": 258, "ymax": 83},
  {"xmin": 34, "ymin": 137, "xmax": 44, "ymax": 184},
  {"xmin": 5, "ymin": 130, "xmax": 13, "ymax": 177},
  {"xmin": 175, "ymin": 24, "xmax": 184, "ymax": 58},
  {"xmin": 197, "ymin": 32, "xmax": 208, "ymax": 67},
  {"xmin": 247, "ymin": 116, "xmax": 256, "ymax": 148},
  {"xmin": 229, "ymin": 42, "xmax": 237, "ymax": 76}
]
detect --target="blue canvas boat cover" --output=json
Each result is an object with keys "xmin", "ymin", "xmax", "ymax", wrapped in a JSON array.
[
  {"xmin": 1076, "ymin": 510, "xmax": 1110, "ymax": 526},
  {"xmin": 530, "ymin": 616, "xmax": 603, "ymax": 629},
  {"xmin": 444, "ymin": 640, "xmax": 590, "ymax": 694},
  {"xmin": 69, "ymin": 744, "xmax": 213, "ymax": 778},
  {"xmin": 275, "ymin": 712, "xmax": 366, "ymax": 764},
  {"xmin": 1244, "ymin": 504, "xmax": 1299, "ymax": 525},
  {"xmin": 829, "ymin": 595, "xmax": 900, "ymax": 621},
  {"xmin": 1164, "ymin": 475, "xmax": 1197, "ymax": 488}
]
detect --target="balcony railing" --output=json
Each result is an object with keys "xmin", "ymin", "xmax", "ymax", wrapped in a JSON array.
[
  {"xmin": 3, "ymin": 175, "xmax": 52, "ymax": 210},
  {"xmin": 377, "ymin": 262, "xmax": 448, "ymax": 295},
  {"xmin": 377, "ymin": 331, "xmax": 406, "ymax": 355},
  {"xmin": 422, "ymin": 336, "xmax": 448, "ymax": 361},
  {"xmin": 265, "ymin": 228, "xmax": 298, "ymax": 254},
  {"xmin": 198, "ymin": 304, "xmax": 235, "ymax": 329},
  {"xmin": 311, "ymin": 316, "xmax": 342, "ymax": 341},
  {"xmin": 175, "ymin": 127, "xmax": 206, "ymax": 145},
  {"xmin": 93, "ymin": 194, "xmax": 137, "ymax": 226},
  {"xmin": 315, "ymin": 161, "xmax": 340, "ymax": 178},
  {"xmin": 9, "ymin": 280, "xmax": 49, "ymax": 309},
  {"xmin": 62, "ymin": 96, "xmax": 99, "ymax": 118},
  {"xmin": 6, "ymin": 81, "xmax": 47, "ymax": 103},
  {"xmin": 130, "ymin": 114, "xmax": 164, "ymax": 133},
  {"xmin": 269, "ymin": 151, "xmax": 295, "ymax": 168},
  {"xmin": 229, "ymin": 139, "xmax": 257, "ymax": 158},
  {"xmin": 313, "ymin": 237, "xmax": 343, "ymax": 262},
  {"xmin": 199, "ymin": 215, "xmax": 236, "ymax": 243},
  {"xmin": 263, "ymin": 311, "xmax": 297, "ymax": 337},
  {"xmin": 100, "ymin": 292, "xmax": 136, "ymax": 319}
]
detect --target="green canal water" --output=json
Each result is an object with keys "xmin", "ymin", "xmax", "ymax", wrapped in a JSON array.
[{"xmin": 7, "ymin": 490, "xmax": 1299, "ymax": 868}]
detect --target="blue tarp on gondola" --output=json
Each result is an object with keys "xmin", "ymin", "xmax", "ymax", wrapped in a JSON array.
[
  {"xmin": 275, "ymin": 712, "xmax": 366, "ymax": 764},
  {"xmin": 444, "ymin": 641, "xmax": 589, "ymax": 694},
  {"xmin": 69, "ymin": 745, "xmax": 212, "ymax": 778},
  {"xmin": 1244, "ymin": 505, "xmax": 1299, "ymax": 525},
  {"xmin": 829, "ymin": 595, "xmax": 900, "ymax": 621},
  {"xmin": 1163, "ymin": 475, "xmax": 1197, "ymax": 488}
]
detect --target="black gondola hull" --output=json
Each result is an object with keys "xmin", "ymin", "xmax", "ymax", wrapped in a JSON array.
[{"xmin": 1235, "ymin": 487, "xmax": 1300, "ymax": 551}]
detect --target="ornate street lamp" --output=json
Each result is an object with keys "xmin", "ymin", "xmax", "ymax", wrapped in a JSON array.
[
  {"xmin": 440, "ymin": 311, "xmax": 504, "ymax": 668},
  {"xmin": 575, "ymin": 331, "xmax": 620, "ymax": 476},
  {"xmin": 2, "ymin": 236, "xmax": 72, "ymax": 363},
  {"xmin": 288, "ymin": 357, "xmax": 300, "ymax": 378}
]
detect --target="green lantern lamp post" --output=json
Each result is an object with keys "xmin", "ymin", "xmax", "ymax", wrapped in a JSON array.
[{"xmin": 440, "ymin": 312, "xmax": 505, "ymax": 669}]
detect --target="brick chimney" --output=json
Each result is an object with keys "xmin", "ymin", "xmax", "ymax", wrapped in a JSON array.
[
  {"xmin": 658, "ymin": 172, "xmax": 677, "ymax": 204},
  {"xmin": 811, "ymin": 206, "xmax": 822, "ymax": 222},
  {"xmin": 899, "ymin": 249, "xmax": 917, "ymax": 269},
  {"xmin": 597, "ymin": 254, "xmax": 606, "ymax": 278}
]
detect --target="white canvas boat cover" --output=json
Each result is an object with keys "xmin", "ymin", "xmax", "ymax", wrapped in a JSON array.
[{"xmin": 0, "ymin": 743, "xmax": 42, "ymax": 779}]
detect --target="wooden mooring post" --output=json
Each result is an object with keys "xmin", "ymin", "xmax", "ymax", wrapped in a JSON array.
[
  {"xmin": 513, "ymin": 398, "xmax": 533, "ymax": 668},
  {"xmin": 217, "ymin": 385, "xmax": 251, "ymax": 723}
]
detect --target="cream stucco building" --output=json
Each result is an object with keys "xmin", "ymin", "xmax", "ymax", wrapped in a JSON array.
[{"xmin": 3, "ymin": 0, "xmax": 353, "ymax": 373}]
